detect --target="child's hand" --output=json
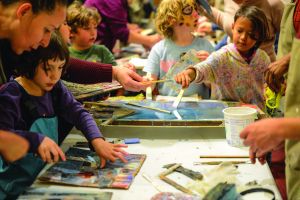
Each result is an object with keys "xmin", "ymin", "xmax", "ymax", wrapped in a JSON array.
[
  {"xmin": 174, "ymin": 68, "xmax": 196, "ymax": 88},
  {"xmin": 91, "ymin": 138, "xmax": 128, "ymax": 168},
  {"xmin": 196, "ymin": 50, "xmax": 210, "ymax": 61},
  {"xmin": 38, "ymin": 137, "xmax": 66, "ymax": 163}
]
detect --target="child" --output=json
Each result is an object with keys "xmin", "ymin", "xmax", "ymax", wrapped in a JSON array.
[
  {"xmin": 0, "ymin": 32, "xmax": 127, "ymax": 198},
  {"xmin": 143, "ymin": 0, "xmax": 214, "ymax": 98},
  {"xmin": 67, "ymin": 1, "xmax": 117, "ymax": 65},
  {"xmin": 175, "ymin": 6, "xmax": 270, "ymax": 109}
]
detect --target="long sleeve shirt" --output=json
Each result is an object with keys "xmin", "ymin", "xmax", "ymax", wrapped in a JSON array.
[
  {"xmin": 0, "ymin": 80, "xmax": 102, "ymax": 153},
  {"xmin": 84, "ymin": 0, "xmax": 130, "ymax": 51},
  {"xmin": 191, "ymin": 43, "xmax": 271, "ymax": 109}
]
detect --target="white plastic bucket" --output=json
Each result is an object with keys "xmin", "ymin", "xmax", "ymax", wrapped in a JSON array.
[{"xmin": 223, "ymin": 107, "xmax": 257, "ymax": 147}]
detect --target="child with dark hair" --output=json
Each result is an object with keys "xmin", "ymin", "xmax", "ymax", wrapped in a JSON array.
[
  {"xmin": 0, "ymin": 32, "xmax": 127, "ymax": 198},
  {"xmin": 175, "ymin": 6, "xmax": 271, "ymax": 109}
]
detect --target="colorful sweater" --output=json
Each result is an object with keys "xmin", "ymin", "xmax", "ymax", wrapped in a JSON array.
[{"xmin": 192, "ymin": 43, "xmax": 271, "ymax": 109}]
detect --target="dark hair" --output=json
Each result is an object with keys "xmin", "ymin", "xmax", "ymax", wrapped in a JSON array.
[
  {"xmin": 17, "ymin": 31, "xmax": 69, "ymax": 79},
  {"xmin": 0, "ymin": 0, "xmax": 68, "ymax": 14},
  {"xmin": 234, "ymin": 5, "xmax": 270, "ymax": 51}
]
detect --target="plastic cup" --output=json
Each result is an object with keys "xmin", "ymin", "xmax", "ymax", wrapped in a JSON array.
[{"xmin": 223, "ymin": 107, "xmax": 257, "ymax": 147}]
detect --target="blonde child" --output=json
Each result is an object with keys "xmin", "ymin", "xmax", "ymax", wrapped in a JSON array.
[
  {"xmin": 0, "ymin": 32, "xmax": 127, "ymax": 197},
  {"xmin": 143, "ymin": 0, "xmax": 214, "ymax": 98},
  {"xmin": 175, "ymin": 6, "xmax": 270, "ymax": 109},
  {"xmin": 67, "ymin": 1, "xmax": 117, "ymax": 65}
]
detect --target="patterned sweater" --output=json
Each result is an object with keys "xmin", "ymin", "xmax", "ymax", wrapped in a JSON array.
[{"xmin": 192, "ymin": 43, "xmax": 271, "ymax": 109}]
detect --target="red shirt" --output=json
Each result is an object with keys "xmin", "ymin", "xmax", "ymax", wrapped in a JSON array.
[{"xmin": 294, "ymin": 0, "xmax": 300, "ymax": 38}]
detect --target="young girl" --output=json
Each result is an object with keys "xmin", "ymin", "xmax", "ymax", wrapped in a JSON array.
[
  {"xmin": 143, "ymin": 0, "xmax": 214, "ymax": 98},
  {"xmin": 175, "ymin": 6, "xmax": 270, "ymax": 109},
  {"xmin": 0, "ymin": 32, "xmax": 127, "ymax": 198}
]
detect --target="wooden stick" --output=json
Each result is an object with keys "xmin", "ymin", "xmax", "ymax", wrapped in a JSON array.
[
  {"xmin": 194, "ymin": 161, "xmax": 250, "ymax": 165},
  {"xmin": 200, "ymin": 155, "xmax": 249, "ymax": 159},
  {"xmin": 142, "ymin": 173, "xmax": 163, "ymax": 192},
  {"xmin": 141, "ymin": 79, "xmax": 172, "ymax": 85},
  {"xmin": 126, "ymin": 102, "xmax": 172, "ymax": 114}
]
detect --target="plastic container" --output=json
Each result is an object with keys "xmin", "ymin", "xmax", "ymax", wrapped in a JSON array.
[{"xmin": 223, "ymin": 107, "xmax": 257, "ymax": 147}]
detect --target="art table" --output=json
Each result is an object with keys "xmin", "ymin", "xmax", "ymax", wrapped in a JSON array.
[{"xmin": 26, "ymin": 134, "xmax": 282, "ymax": 200}]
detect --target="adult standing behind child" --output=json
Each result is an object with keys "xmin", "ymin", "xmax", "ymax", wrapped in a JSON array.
[
  {"xmin": 84, "ymin": 0, "xmax": 162, "ymax": 51},
  {"xmin": 0, "ymin": 32, "xmax": 127, "ymax": 199},
  {"xmin": 143, "ymin": 0, "xmax": 214, "ymax": 97},
  {"xmin": 67, "ymin": 2, "xmax": 117, "ymax": 66},
  {"xmin": 175, "ymin": 6, "xmax": 270, "ymax": 109}
]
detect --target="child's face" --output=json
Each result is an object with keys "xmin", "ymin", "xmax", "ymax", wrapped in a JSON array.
[
  {"xmin": 232, "ymin": 16, "xmax": 257, "ymax": 55},
  {"xmin": 71, "ymin": 20, "xmax": 98, "ymax": 50},
  {"xmin": 33, "ymin": 58, "xmax": 65, "ymax": 93},
  {"xmin": 10, "ymin": 3, "xmax": 66, "ymax": 55},
  {"xmin": 178, "ymin": 0, "xmax": 199, "ymax": 29}
]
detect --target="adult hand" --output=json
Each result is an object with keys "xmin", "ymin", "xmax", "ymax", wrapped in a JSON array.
[
  {"xmin": 113, "ymin": 66, "xmax": 149, "ymax": 91},
  {"xmin": 0, "ymin": 130, "xmax": 29, "ymax": 162},
  {"xmin": 91, "ymin": 138, "xmax": 128, "ymax": 168},
  {"xmin": 38, "ymin": 137, "xmax": 66, "ymax": 163},
  {"xmin": 265, "ymin": 53, "xmax": 290, "ymax": 93},
  {"xmin": 240, "ymin": 118, "xmax": 285, "ymax": 163},
  {"xmin": 144, "ymin": 34, "xmax": 162, "ymax": 49}
]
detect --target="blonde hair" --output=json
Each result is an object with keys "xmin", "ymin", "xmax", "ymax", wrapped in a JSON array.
[
  {"xmin": 155, "ymin": 0, "xmax": 193, "ymax": 39},
  {"xmin": 67, "ymin": 1, "xmax": 101, "ymax": 33}
]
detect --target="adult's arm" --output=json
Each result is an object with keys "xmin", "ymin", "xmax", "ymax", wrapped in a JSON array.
[
  {"xmin": 63, "ymin": 57, "xmax": 113, "ymax": 84},
  {"xmin": 240, "ymin": 118, "xmax": 300, "ymax": 163},
  {"xmin": 0, "ymin": 130, "xmax": 29, "ymax": 162}
]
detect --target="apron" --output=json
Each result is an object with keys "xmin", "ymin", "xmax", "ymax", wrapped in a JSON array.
[
  {"xmin": 280, "ymin": 1, "xmax": 300, "ymax": 199},
  {"xmin": 0, "ymin": 86, "xmax": 59, "ymax": 199},
  {"xmin": 285, "ymin": 38, "xmax": 300, "ymax": 200}
]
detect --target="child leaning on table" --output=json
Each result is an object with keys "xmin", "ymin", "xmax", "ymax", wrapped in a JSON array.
[
  {"xmin": 175, "ymin": 6, "xmax": 271, "ymax": 110},
  {"xmin": 143, "ymin": 0, "xmax": 214, "ymax": 98},
  {"xmin": 0, "ymin": 32, "xmax": 127, "ymax": 197}
]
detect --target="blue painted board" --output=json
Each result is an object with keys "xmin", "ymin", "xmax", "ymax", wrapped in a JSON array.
[{"xmin": 122, "ymin": 100, "xmax": 227, "ymax": 121}]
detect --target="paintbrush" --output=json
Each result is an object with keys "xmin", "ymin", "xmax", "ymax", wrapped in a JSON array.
[
  {"xmin": 141, "ymin": 79, "xmax": 172, "ymax": 85},
  {"xmin": 126, "ymin": 102, "xmax": 172, "ymax": 114},
  {"xmin": 172, "ymin": 89, "xmax": 185, "ymax": 108}
]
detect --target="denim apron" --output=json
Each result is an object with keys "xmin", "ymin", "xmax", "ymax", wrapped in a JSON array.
[{"xmin": 0, "ymin": 86, "xmax": 59, "ymax": 199}]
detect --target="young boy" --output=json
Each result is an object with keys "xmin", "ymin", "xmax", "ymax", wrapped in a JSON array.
[
  {"xmin": 0, "ymin": 32, "xmax": 127, "ymax": 198},
  {"xmin": 67, "ymin": 1, "xmax": 117, "ymax": 65}
]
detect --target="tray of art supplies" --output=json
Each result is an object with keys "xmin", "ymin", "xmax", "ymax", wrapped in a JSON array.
[{"xmin": 39, "ymin": 147, "xmax": 146, "ymax": 189}]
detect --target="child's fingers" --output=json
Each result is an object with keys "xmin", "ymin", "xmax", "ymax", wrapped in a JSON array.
[
  {"xmin": 44, "ymin": 149, "xmax": 53, "ymax": 163},
  {"xmin": 50, "ymin": 147, "xmax": 59, "ymax": 163},
  {"xmin": 39, "ymin": 151, "xmax": 46, "ymax": 162},
  {"xmin": 113, "ymin": 152, "xmax": 127, "ymax": 163},
  {"xmin": 113, "ymin": 143, "xmax": 128, "ymax": 148},
  {"xmin": 57, "ymin": 147, "xmax": 66, "ymax": 161},
  {"xmin": 114, "ymin": 147, "xmax": 129, "ymax": 156},
  {"xmin": 100, "ymin": 157, "xmax": 107, "ymax": 168}
]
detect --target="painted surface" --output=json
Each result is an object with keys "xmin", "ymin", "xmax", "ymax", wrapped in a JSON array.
[
  {"xmin": 122, "ymin": 100, "xmax": 227, "ymax": 121},
  {"xmin": 39, "ymin": 147, "xmax": 146, "ymax": 189}
]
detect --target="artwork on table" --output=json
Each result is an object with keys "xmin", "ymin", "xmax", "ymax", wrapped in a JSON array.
[
  {"xmin": 62, "ymin": 80, "xmax": 122, "ymax": 100},
  {"xmin": 18, "ymin": 190, "xmax": 113, "ymax": 200},
  {"xmin": 39, "ymin": 147, "xmax": 146, "ymax": 189},
  {"xmin": 123, "ymin": 100, "xmax": 227, "ymax": 121}
]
